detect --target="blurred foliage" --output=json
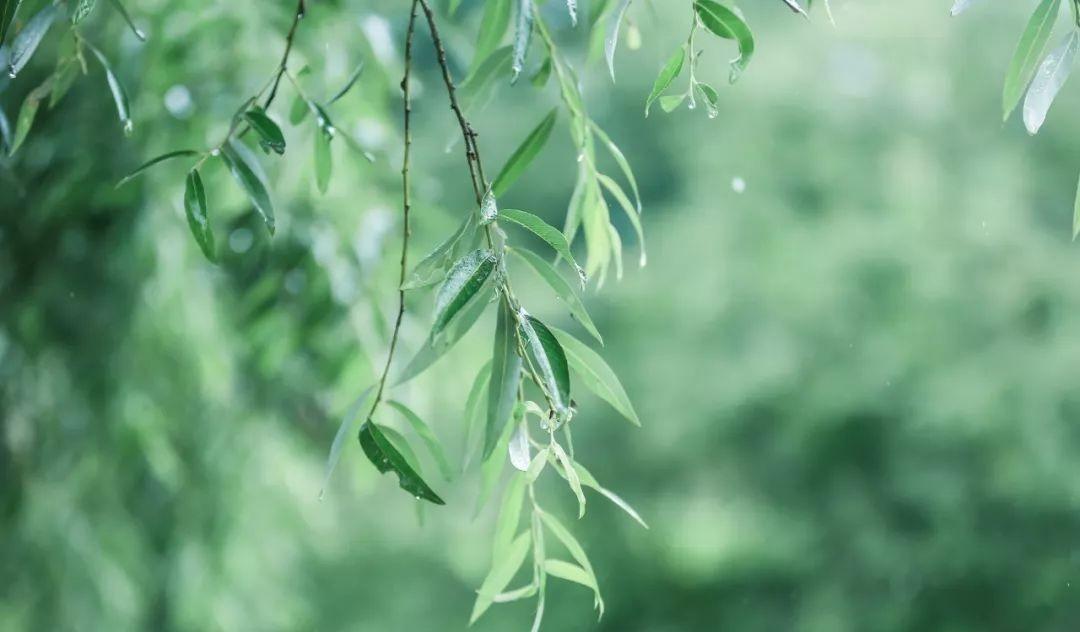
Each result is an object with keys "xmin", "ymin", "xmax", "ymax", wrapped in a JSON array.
[{"xmin": 3, "ymin": 0, "xmax": 1080, "ymax": 630}]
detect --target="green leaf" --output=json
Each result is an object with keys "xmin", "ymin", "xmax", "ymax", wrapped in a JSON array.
[
  {"xmin": 596, "ymin": 172, "xmax": 646, "ymax": 266},
  {"xmin": 394, "ymin": 283, "xmax": 493, "ymax": 386},
  {"xmin": 659, "ymin": 93, "xmax": 686, "ymax": 112},
  {"xmin": 319, "ymin": 385, "xmax": 374, "ymax": 498},
  {"xmin": 475, "ymin": 406, "xmax": 516, "ymax": 516},
  {"xmin": 71, "ymin": 0, "xmax": 97, "ymax": 25},
  {"xmin": 462, "ymin": 361, "xmax": 492, "ymax": 471},
  {"xmin": 480, "ymin": 189, "xmax": 499, "ymax": 225},
  {"xmin": 8, "ymin": 78, "xmax": 51, "ymax": 156},
  {"xmin": 470, "ymin": 531, "xmax": 531, "ymax": 624},
  {"xmin": 499, "ymin": 208, "xmax": 584, "ymax": 283},
  {"xmin": 327, "ymin": 59, "xmax": 365, "ymax": 105},
  {"xmin": 471, "ymin": 0, "xmax": 512, "ymax": 80},
  {"xmin": 485, "ymin": 295, "xmax": 523, "ymax": 459},
  {"xmin": 244, "ymin": 108, "xmax": 286, "ymax": 155},
  {"xmin": 551, "ymin": 441, "xmax": 586, "ymax": 518},
  {"xmin": 49, "ymin": 56, "xmax": 81, "ymax": 109},
  {"xmin": 589, "ymin": 121, "xmax": 641, "ymax": 213},
  {"xmin": 386, "ymin": 400, "xmax": 454, "ymax": 481},
  {"xmin": 530, "ymin": 56, "xmax": 552, "ymax": 87},
  {"xmin": 432, "ymin": 249, "xmax": 497, "ymax": 337},
  {"xmin": 510, "ymin": 247, "xmax": 602, "ymax": 345},
  {"xmin": 526, "ymin": 446, "xmax": 549, "ymax": 482},
  {"xmin": 519, "ymin": 314, "xmax": 571, "ymax": 410},
  {"xmin": 1002, "ymin": 0, "xmax": 1061, "ymax": 121},
  {"xmin": 117, "ymin": 149, "xmax": 201, "ymax": 187},
  {"xmin": 694, "ymin": 0, "xmax": 755, "ymax": 83},
  {"xmin": 106, "ymin": 0, "xmax": 146, "ymax": 41},
  {"xmin": 603, "ymin": 0, "xmax": 632, "ymax": 81},
  {"xmin": 85, "ymin": 43, "xmax": 132, "ymax": 134},
  {"xmin": 7, "ymin": 4, "xmax": 57, "ymax": 78},
  {"xmin": 511, "ymin": 0, "xmax": 534, "ymax": 82},
  {"xmin": 402, "ymin": 212, "xmax": 477, "ymax": 290},
  {"xmin": 358, "ymin": 421, "xmax": 445, "ymax": 505},
  {"xmin": 537, "ymin": 509, "xmax": 602, "ymax": 612},
  {"xmin": 543, "ymin": 559, "xmax": 599, "ymax": 598},
  {"xmin": 314, "ymin": 121, "xmax": 332, "ymax": 193},
  {"xmin": 550, "ymin": 326, "xmax": 640, "ymax": 426},
  {"xmin": 492, "ymin": 475, "xmax": 526, "ymax": 560},
  {"xmin": 1022, "ymin": 30, "xmax": 1078, "ymax": 135},
  {"xmin": 289, "ymin": 95, "xmax": 309, "ymax": 125},
  {"xmin": 0, "ymin": 0, "xmax": 23, "ymax": 49},
  {"xmin": 183, "ymin": 169, "xmax": 216, "ymax": 263},
  {"xmin": 461, "ymin": 46, "xmax": 512, "ymax": 111},
  {"xmin": 493, "ymin": 583, "xmax": 538, "ymax": 603},
  {"xmin": 0, "ymin": 106, "xmax": 11, "ymax": 153},
  {"xmin": 220, "ymin": 139, "xmax": 276, "ymax": 235},
  {"xmin": 491, "ymin": 108, "xmax": 557, "ymax": 197},
  {"xmin": 570, "ymin": 461, "xmax": 648, "ymax": 528}
]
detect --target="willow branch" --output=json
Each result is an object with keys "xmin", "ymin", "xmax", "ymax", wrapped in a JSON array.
[
  {"xmin": 264, "ymin": 0, "xmax": 307, "ymax": 109},
  {"xmin": 367, "ymin": 0, "xmax": 420, "ymax": 420}
]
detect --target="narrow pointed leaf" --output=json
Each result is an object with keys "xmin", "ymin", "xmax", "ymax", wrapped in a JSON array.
[
  {"xmin": 511, "ymin": 0, "xmax": 534, "ymax": 81},
  {"xmin": 0, "ymin": 0, "xmax": 22, "ymax": 48},
  {"xmin": 461, "ymin": 46, "xmax": 512, "ymax": 111},
  {"xmin": 526, "ymin": 446, "xmax": 549, "ymax": 482},
  {"xmin": 508, "ymin": 423, "xmax": 530, "ymax": 470},
  {"xmin": 462, "ymin": 361, "xmax": 492, "ymax": 471},
  {"xmin": 289, "ymin": 95, "xmax": 310, "ymax": 124},
  {"xmin": 550, "ymin": 326, "xmax": 640, "ymax": 426},
  {"xmin": 486, "ymin": 295, "xmax": 523, "ymax": 458},
  {"xmin": 1002, "ymin": 0, "xmax": 1061, "ymax": 121},
  {"xmin": 402, "ymin": 212, "xmax": 476, "ymax": 290},
  {"xmin": 475, "ymin": 407, "xmax": 516, "ymax": 516},
  {"xmin": 566, "ymin": 460, "xmax": 648, "ymax": 528},
  {"xmin": 471, "ymin": 0, "xmax": 512, "ymax": 79},
  {"xmin": 358, "ymin": 421, "xmax": 445, "ymax": 505},
  {"xmin": 314, "ymin": 123, "xmax": 332, "ymax": 193},
  {"xmin": 551, "ymin": 441, "xmax": 586, "ymax": 518},
  {"xmin": 386, "ymin": 400, "xmax": 454, "ymax": 480},
  {"xmin": 319, "ymin": 385, "xmax": 374, "ymax": 498},
  {"xmin": 597, "ymin": 172, "xmax": 646, "ymax": 265},
  {"xmin": 604, "ymin": 0, "xmax": 632, "ymax": 81},
  {"xmin": 85, "ymin": 43, "xmax": 132, "ymax": 133},
  {"xmin": 1023, "ymin": 30, "xmax": 1079, "ymax": 134},
  {"xmin": 590, "ymin": 121, "xmax": 641, "ymax": 212},
  {"xmin": 544, "ymin": 560, "xmax": 597, "ymax": 594},
  {"xmin": 106, "ymin": 0, "xmax": 146, "ymax": 40},
  {"xmin": 511, "ymin": 247, "xmax": 602, "ymax": 344},
  {"xmin": 244, "ymin": 108, "xmax": 286, "ymax": 155},
  {"xmin": 328, "ymin": 60, "xmax": 365, "ymax": 104},
  {"xmin": 537, "ymin": 509, "xmax": 599, "ymax": 603},
  {"xmin": 9, "ymin": 78, "xmax": 50, "ymax": 155},
  {"xmin": 519, "ymin": 314, "xmax": 571, "ymax": 409},
  {"xmin": 117, "ymin": 150, "xmax": 201, "ymax": 187},
  {"xmin": 470, "ymin": 531, "xmax": 531, "ymax": 624},
  {"xmin": 694, "ymin": 0, "xmax": 755, "ymax": 83},
  {"xmin": 71, "ymin": 0, "xmax": 97, "ymax": 25},
  {"xmin": 492, "ymin": 109, "xmax": 557, "ymax": 197},
  {"xmin": 394, "ymin": 283, "xmax": 493, "ymax": 386},
  {"xmin": 659, "ymin": 93, "xmax": 686, "ymax": 112},
  {"xmin": 221, "ymin": 139, "xmax": 275, "ymax": 234},
  {"xmin": 7, "ymin": 4, "xmax": 57, "ymax": 78},
  {"xmin": 183, "ymin": 169, "xmax": 216, "ymax": 262},
  {"xmin": 433, "ymin": 249, "xmax": 496, "ymax": 337},
  {"xmin": 500, "ymin": 208, "xmax": 583, "ymax": 282},
  {"xmin": 492, "ymin": 475, "xmax": 526, "ymax": 559}
]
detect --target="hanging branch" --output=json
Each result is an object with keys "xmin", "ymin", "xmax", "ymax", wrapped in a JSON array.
[{"xmin": 366, "ymin": 0, "xmax": 421, "ymax": 421}]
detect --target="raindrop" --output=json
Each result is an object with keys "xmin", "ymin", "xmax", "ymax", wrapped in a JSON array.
[{"xmin": 731, "ymin": 177, "xmax": 746, "ymax": 194}]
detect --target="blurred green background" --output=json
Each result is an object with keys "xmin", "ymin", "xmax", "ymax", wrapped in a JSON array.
[{"xmin": 3, "ymin": 0, "xmax": 1080, "ymax": 630}]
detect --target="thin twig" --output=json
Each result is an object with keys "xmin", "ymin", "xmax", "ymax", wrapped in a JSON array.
[
  {"xmin": 264, "ymin": 0, "xmax": 308, "ymax": 109},
  {"xmin": 366, "ymin": 0, "xmax": 421, "ymax": 421}
]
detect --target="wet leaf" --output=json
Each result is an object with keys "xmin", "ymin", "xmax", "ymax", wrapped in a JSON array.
[
  {"xmin": 519, "ymin": 314, "xmax": 570, "ymax": 409},
  {"xmin": 183, "ymin": 169, "xmax": 216, "ymax": 263},
  {"xmin": 327, "ymin": 59, "xmax": 365, "ymax": 104},
  {"xmin": 394, "ymin": 283, "xmax": 493, "ymax": 386},
  {"xmin": 244, "ymin": 108, "xmax": 286, "ymax": 155},
  {"xmin": 551, "ymin": 441, "xmax": 586, "ymax": 517},
  {"xmin": 508, "ymin": 423, "xmax": 530, "ymax": 470},
  {"xmin": 106, "ymin": 0, "xmax": 146, "ymax": 41},
  {"xmin": 603, "ymin": 0, "xmax": 632, "ymax": 81},
  {"xmin": 358, "ymin": 421, "xmax": 445, "ymax": 505},
  {"xmin": 0, "ymin": 0, "xmax": 22, "ymax": 49},
  {"xmin": 85, "ymin": 43, "xmax": 132, "ymax": 133},
  {"xmin": 1002, "ymin": 0, "xmax": 1061, "ymax": 121},
  {"xmin": 1022, "ymin": 30, "xmax": 1078, "ymax": 134},
  {"xmin": 220, "ymin": 139, "xmax": 275, "ymax": 234},
  {"xmin": 402, "ymin": 212, "xmax": 477, "ymax": 290},
  {"xmin": 432, "ymin": 249, "xmax": 496, "ymax": 337},
  {"xmin": 512, "ymin": 0, "xmax": 534, "ymax": 82},
  {"xmin": 9, "ymin": 78, "xmax": 51, "ymax": 155},
  {"xmin": 71, "ymin": 0, "xmax": 96, "ymax": 25},
  {"xmin": 7, "ymin": 4, "xmax": 57, "ymax": 78},
  {"xmin": 659, "ymin": 93, "xmax": 686, "ymax": 112},
  {"xmin": 590, "ymin": 121, "xmax": 641, "ymax": 212},
  {"xmin": 471, "ymin": 0, "xmax": 511, "ymax": 80},
  {"xmin": 597, "ymin": 172, "xmax": 646, "ymax": 266},
  {"xmin": 694, "ymin": 0, "xmax": 755, "ymax": 83}
]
